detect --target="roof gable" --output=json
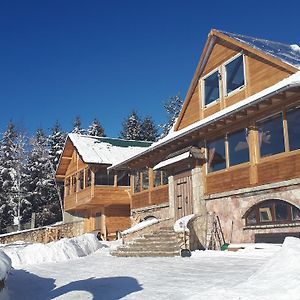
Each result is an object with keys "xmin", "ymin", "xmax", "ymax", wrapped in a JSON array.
[{"xmin": 174, "ymin": 29, "xmax": 300, "ymax": 131}]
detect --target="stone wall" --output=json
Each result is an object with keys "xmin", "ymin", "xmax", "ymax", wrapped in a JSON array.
[
  {"xmin": 205, "ymin": 180, "xmax": 300, "ymax": 243},
  {"xmin": 131, "ymin": 203, "xmax": 170, "ymax": 226},
  {"xmin": 0, "ymin": 221, "xmax": 85, "ymax": 244}
]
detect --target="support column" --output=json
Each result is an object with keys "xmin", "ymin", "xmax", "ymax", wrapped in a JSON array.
[
  {"xmin": 191, "ymin": 166, "xmax": 206, "ymax": 215},
  {"xmin": 168, "ymin": 175, "xmax": 175, "ymax": 219}
]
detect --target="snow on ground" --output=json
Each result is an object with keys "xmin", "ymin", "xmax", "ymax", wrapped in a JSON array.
[
  {"xmin": 1, "ymin": 235, "xmax": 300, "ymax": 300},
  {"xmin": 0, "ymin": 233, "xmax": 102, "ymax": 267},
  {"xmin": 0, "ymin": 250, "xmax": 11, "ymax": 281}
]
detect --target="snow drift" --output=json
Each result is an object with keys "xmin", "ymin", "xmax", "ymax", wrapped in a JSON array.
[
  {"xmin": 190, "ymin": 237, "xmax": 300, "ymax": 300},
  {"xmin": 2, "ymin": 233, "xmax": 103, "ymax": 268}
]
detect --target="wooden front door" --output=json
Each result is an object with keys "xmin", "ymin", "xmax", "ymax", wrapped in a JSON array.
[{"xmin": 174, "ymin": 171, "xmax": 193, "ymax": 220}]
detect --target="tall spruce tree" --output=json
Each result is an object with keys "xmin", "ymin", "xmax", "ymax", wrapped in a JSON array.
[
  {"xmin": 120, "ymin": 110, "xmax": 142, "ymax": 140},
  {"xmin": 88, "ymin": 118, "xmax": 105, "ymax": 137},
  {"xmin": 141, "ymin": 116, "xmax": 158, "ymax": 142},
  {"xmin": 0, "ymin": 122, "xmax": 27, "ymax": 230},
  {"xmin": 23, "ymin": 129, "xmax": 60, "ymax": 226},
  {"xmin": 72, "ymin": 116, "xmax": 85, "ymax": 134},
  {"xmin": 160, "ymin": 94, "xmax": 183, "ymax": 137}
]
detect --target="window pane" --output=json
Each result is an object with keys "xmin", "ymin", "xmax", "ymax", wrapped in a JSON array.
[
  {"xmin": 95, "ymin": 170, "xmax": 114, "ymax": 186},
  {"xmin": 228, "ymin": 129, "xmax": 249, "ymax": 166},
  {"xmin": 286, "ymin": 107, "xmax": 300, "ymax": 151},
  {"xmin": 258, "ymin": 114, "xmax": 285, "ymax": 158},
  {"xmin": 275, "ymin": 202, "xmax": 288, "ymax": 221},
  {"xmin": 154, "ymin": 171, "xmax": 161, "ymax": 187},
  {"xmin": 162, "ymin": 171, "xmax": 168, "ymax": 185},
  {"xmin": 292, "ymin": 206, "xmax": 300, "ymax": 221},
  {"xmin": 226, "ymin": 55, "xmax": 244, "ymax": 94},
  {"xmin": 117, "ymin": 171, "xmax": 130, "ymax": 186},
  {"xmin": 204, "ymin": 71, "xmax": 219, "ymax": 106},
  {"xmin": 133, "ymin": 171, "xmax": 141, "ymax": 193},
  {"xmin": 207, "ymin": 137, "xmax": 226, "ymax": 173},
  {"xmin": 246, "ymin": 209, "xmax": 257, "ymax": 225},
  {"xmin": 259, "ymin": 204, "xmax": 272, "ymax": 222},
  {"xmin": 142, "ymin": 169, "xmax": 149, "ymax": 190}
]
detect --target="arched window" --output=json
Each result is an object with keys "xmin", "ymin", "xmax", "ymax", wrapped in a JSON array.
[{"xmin": 245, "ymin": 200, "xmax": 300, "ymax": 226}]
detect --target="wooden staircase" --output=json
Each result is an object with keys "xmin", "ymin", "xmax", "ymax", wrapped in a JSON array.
[{"xmin": 111, "ymin": 227, "xmax": 181, "ymax": 257}]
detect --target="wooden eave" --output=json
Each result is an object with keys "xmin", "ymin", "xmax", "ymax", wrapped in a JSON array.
[{"xmin": 174, "ymin": 29, "xmax": 299, "ymax": 131}]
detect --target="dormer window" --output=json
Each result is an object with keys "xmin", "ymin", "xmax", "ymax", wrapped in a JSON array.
[
  {"xmin": 203, "ymin": 69, "xmax": 220, "ymax": 106},
  {"xmin": 224, "ymin": 54, "xmax": 245, "ymax": 95}
]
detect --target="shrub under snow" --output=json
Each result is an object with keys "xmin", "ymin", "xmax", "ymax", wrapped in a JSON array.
[{"xmin": 0, "ymin": 250, "xmax": 11, "ymax": 282}]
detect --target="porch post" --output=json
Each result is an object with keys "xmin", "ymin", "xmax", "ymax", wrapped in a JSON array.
[{"xmin": 168, "ymin": 175, "xmax": 175, "ymax": 219}]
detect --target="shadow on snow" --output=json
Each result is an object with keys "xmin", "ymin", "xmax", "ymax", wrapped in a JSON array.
[{"xmin": 7, "ymin": 269, "xmax": 143, "ymax": 300}]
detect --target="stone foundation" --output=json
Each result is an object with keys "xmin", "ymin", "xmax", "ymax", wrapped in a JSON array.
[
  {"xmin": 204, "ymin": 179, "xmax": 300, "ymax": 243},
  {"xmin": 130, "ymin": 203, "xmax": 170, "ymax": 226},
  {"xmin": 0, "ymin": 221, "xmax": 85, "ymax": 244}
]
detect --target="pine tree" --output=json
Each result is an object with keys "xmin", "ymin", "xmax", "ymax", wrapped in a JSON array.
[
  {"xmin": 88, "ymin": 118, "xmax": 105, "ymax": 137},
  {"xmin": 23, "ymin": 129, "xmax": 61, "ymax": 227},
  {"xmin": 120, "ymin": 110, "xmax": 142, "ymax": 140},
  {"xmin": 141, "ymin": 116, "xmax": 158, "ymax": 142},
  {"xmin": 72, "ymin": 116, "xmax": 85, "ymax": 134},
  {"xmin": 48, "ymin": 121, "xmax": 66, "ymax": 170},
  {"xmin": 0, "ymin": 122, "xmax": 27, "ymax": 231},
  {"xmin": 160, "ymin": 94, "xmax": 183, "ymax": 137}
]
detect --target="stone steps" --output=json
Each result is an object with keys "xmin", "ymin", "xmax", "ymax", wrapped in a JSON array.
[{"xmin": 111, "ymin": 226, "xmax": 181, "ymax": 257}]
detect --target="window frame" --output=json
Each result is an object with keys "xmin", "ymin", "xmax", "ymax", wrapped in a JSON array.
[
  {"xmin": 223, "ymin": 52, "xmax": 246, "ymax": 97},
  {"xmin": 256, "ymin": 112, "xmax": 286, "ymax": 159},
  {"xmin": 245, "ymin": 200, "xmax": 300, "ymax": 226},
  {"xmin": 202, "ymin": 66, "xmax": 221, "ymax": 108}
]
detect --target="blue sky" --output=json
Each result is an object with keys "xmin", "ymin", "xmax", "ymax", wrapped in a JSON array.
[{"xmin": 0, "ymin": 0, "xmax": 300, "ymax": 137}]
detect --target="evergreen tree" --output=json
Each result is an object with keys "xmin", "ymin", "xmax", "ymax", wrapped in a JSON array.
[
  {"xmin": 0, "ymin": 122, "xmax": 27, "ymax": 230},
  {"xmin": 72, "ymin": 116, "xmax": 85, "ymax": 134},
  {"xmin": 48, "ymin": 121, "xmax": 66, "ymax": 170},
  {"xmin": 23, "ymin": 129, "xmax": 61, "ymax": 226},
  {"xmin": 120, "ymin": 110, "xmax": 142, "ymax": 140},
  {"xmin": 160, "ymin": 94, "xmax": 183, "ymax": 137},
  {"xmin": 141, "ymin": 116, "xmax": 158, "ymax": 142},
  {"xmin": 88, "ymin": 118, "xmax": 105, "ymax": 137}
]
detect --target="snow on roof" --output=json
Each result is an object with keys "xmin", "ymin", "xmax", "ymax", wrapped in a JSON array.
[
  {"xmin": 220, "ymin": 30, "xmax": 300, "ymax": 69},
  {"xmin": 68, "ymin": 134, "xmax": 152, "ymax": 166},
  {"xmin": 110, "ymin": 71, "xmax": 300, "ymax": 169},
  {"xmin": 153, "ymin": 151, "xmax": 190, "ymax": 170}
]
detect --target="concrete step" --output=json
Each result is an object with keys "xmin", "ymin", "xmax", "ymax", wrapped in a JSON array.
[{"xmin": 119, "ymin": 244, "xmax": 180, "ymax": 251}]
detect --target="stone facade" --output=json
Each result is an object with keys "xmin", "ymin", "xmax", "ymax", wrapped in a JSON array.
[
  {"xmin": 204, "ymin": 179, "xmax": 300, "ymax": 243},
  {"xmin": 131, "ymin": 203, "xmax": 170, "ymax": 226},
  {"xmin": 0, "ymin": 221, "xmax": 85, "ymax": 245}
]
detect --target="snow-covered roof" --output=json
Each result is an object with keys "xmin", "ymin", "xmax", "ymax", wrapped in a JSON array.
[
  {"xmin": 153, "ymin": 151, "xmax": 190, "ymax": 170},
  {"xmin": 110, "ymin": 71, "xmax": 300, "ymax": 170},
  {"xmin": 68, "ymin": 134, "xmax": 152, "ymax": 166},
  {"xmin": 220, "ymin": 30, "xmax": 300, "ymax": 69}
]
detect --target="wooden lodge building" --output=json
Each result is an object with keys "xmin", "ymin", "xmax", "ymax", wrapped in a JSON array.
[
  {"xmin": 110, "ymin": 30, "xmax": 300, "ymax": 245},
  {"xmin": 56, "ymin": 134, "xmax": 151, "ymax": 240}
]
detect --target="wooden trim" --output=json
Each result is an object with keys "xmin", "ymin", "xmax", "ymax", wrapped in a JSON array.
[{"xmin": 282, "ymin": 111, "xmax": 290, "ymax": 152}]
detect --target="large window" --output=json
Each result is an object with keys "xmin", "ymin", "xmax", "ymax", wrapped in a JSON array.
[
  {"xmin": 95, "ymin": 169, "xmax": 114, "ymax": 186},
  {"xmin": 225, "ymin": 55, "xmax": 245, "ymax": 95},
  {"xmin": 207, "ymin": 137, "xmax": 226, "ymax": 173},
  {"xmin": 154, "ymin": 171, "xmax": 168, "ymax": 187},
  {"xmin": 286, "ymin": 106, "xmax": 300, "ymax": 151},
  {"xmin": 245, "ymin": 200, "xmax": 300, "ymax": 226},
  {"xmin": 133, "ymin": 171, "xmax": 141, "ymax": 193},
  {"xmin": 117, "ymin": 171, "xmax": 130, "ymax": 186},
  {"xmin": 228, "ymin": 129, "xmax": 249, "ymax": 166},
  {"xmin": 257, "ymin": 114, "xmax": 285, "ymax": 158},
  {"xmin": 142, "ymin": 169, "xmax": 149, "ymax": 190},
  {"xmin": 203, "ymin": 70, "xmax": 220, "ymax": 106}
]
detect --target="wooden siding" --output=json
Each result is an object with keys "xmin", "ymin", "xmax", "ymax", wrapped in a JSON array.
[
  {"xmin": 206, "ymin": 165, "xmax": 251, "ymax": 194},
  {"xmin": 175, "ymin": 38, "xmax": 295, "ymax": 131},
  {"xmin": 257, "ymin": 152, "xmax": 300, "ymax": 185},
  {"xmin": 150, "ymin": 186, "xmax": 169, "ymax": 206},
  {"xmin": 177, "ymin": 83, "xmax": 200, "ymax": 130},
  {"xmin": 105, "ymin": 205, "xmax": 131, "ymax": 239},
  {"xmin": 131, "ymin": 185, "xmax": 169, "ymax": 209}
]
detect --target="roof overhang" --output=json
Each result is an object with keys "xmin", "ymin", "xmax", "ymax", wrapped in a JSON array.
[{"xmin": 110, "ymin": 76, "xmax": 300, "ymax": 171}]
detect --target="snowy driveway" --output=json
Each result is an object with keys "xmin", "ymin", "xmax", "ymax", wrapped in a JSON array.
[{"xmin": 6, "ymin": 251, "xmax": 270, "ymax": 300}]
